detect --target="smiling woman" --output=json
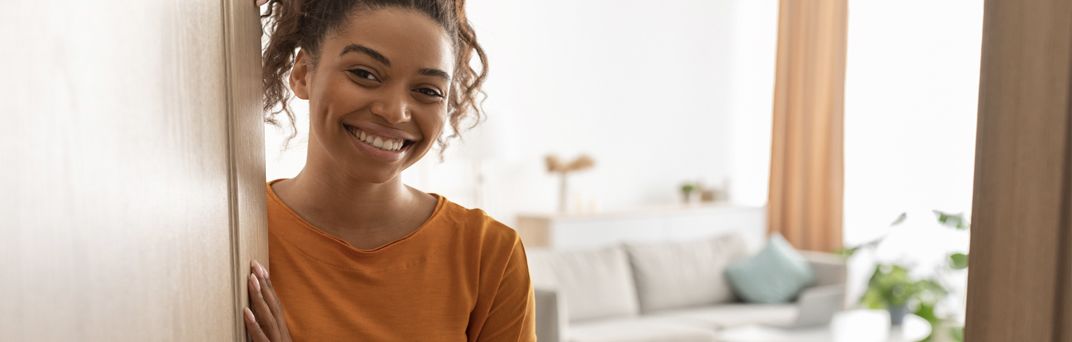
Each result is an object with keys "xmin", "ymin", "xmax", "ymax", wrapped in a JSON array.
[
  {"xmin": 286, "ymin": 7, "xmax": 457, "ymax": 183},
  {"xmin": 248, "ymin": 0, "xmax": 536, "ymax": 341}
]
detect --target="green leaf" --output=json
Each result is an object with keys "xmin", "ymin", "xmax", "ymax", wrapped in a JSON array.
[
  {"xmin": 913, "ymin": 303, "xmax": 940, "ymax": 342},
  {"xmin": 914, "ymin": 279, "xmax": 949, "ymax": 306},
  {"xmin": 933, "ymin": 210, "xmax": 969, "ymax": 230},
  {"xmin": 891, "ymin": 212, "xmax": 908, "ymax": 226},
  {"xmin": 949, "ymin": 252, "xmax": 969, "ymax": 270},
  {"xmin": 914, "ymin": 302, "xmax": 938, "ymax": 323},
  {"xmin": 860, "ymin": 288, "xmax": 885, "ymax": 309}
]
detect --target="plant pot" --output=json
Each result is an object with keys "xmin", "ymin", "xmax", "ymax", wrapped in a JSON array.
[
  {"xmin": 888, "ymin": 304, "xmax": 908, "ymax": 326},
  {"xmin": 680, "ymin": 191, "xmax": 698, "ymax": 204}
]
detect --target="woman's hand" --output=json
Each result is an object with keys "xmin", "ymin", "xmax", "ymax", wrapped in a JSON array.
[
  {"xmin": 244, "ymin": 260, "xmax": 292, "ymax": 342},
  {"xmin": 255, "ymin": 0, "xmax": 267, "ymax": 6}
]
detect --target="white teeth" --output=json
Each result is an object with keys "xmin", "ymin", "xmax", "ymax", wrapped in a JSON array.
[{"xmin": 349, "ymin": 126, "xmax": 405, "ymax": 152}]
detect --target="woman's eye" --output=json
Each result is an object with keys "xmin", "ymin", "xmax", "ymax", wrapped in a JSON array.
[
  {"xmin": 347, "ymin": 69, "xmax": 378, "ymax": 81},
  {"xmin": 415, "ymin": 87, "xmax": 444, "ymax": 98}
]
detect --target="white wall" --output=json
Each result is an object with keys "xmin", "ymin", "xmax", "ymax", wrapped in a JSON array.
[
  {"xmin": 843, "ymin": 0, "xmax": 982, "ymax": 245},
  {"xmin": 266, "ymin": 0, "xmax": 780, "ymax": 226}
]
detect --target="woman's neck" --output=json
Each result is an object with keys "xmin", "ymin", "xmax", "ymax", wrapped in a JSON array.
[{"xmin": 273, "ymin": 167, "xmax": 425, "ymax": 239}]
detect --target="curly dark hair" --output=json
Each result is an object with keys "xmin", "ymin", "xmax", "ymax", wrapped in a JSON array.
[{"xmin": 260, "ymin": 0, "xmax": 487, "ymax": 153}]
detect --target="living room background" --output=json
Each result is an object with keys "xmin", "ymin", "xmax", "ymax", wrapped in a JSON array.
[{"xmin": 265, "ymin": 0, "xmax": 781, "ymax": 227}]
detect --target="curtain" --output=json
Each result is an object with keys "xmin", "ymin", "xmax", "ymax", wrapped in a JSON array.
[{"xmin": 767, "ymin": 0, "xmax": 848, "ymax": 252}]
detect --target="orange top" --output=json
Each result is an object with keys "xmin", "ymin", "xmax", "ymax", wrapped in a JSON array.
[{"xmin": 266, "ymin": 180, "xmax": 537, "ymax": 341}]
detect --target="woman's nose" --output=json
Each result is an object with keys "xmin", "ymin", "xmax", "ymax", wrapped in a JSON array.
[{"xmin": 370, "ymin": 90, "xmax": 411, "ymax": 124}]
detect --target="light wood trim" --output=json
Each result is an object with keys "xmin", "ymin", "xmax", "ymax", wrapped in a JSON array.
[
  {"xmin": 221, "ymin": 0, "xmax": 269, "ymax": 339},
  {"xmin": 966, "ymin": 0, "xmax": 1072, "ymax": 340}
]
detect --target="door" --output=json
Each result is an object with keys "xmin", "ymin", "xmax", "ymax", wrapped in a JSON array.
[
  {"xmin": 966, "ymin": 0, "xmax": 1072, "ymax": 340},
  {"xmin": 0, "ymin": 1, "xmax": 265, "ymax": 341}
]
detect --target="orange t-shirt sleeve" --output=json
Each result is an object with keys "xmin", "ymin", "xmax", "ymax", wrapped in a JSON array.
[{"xmin": 471, "ymin": 232, "xmax": 538, "ymax": 342}]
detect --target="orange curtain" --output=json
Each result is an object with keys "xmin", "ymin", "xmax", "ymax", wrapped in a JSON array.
[{"xmin": 767, "ymin": 0, "xmax": 848, "ymax": 252}]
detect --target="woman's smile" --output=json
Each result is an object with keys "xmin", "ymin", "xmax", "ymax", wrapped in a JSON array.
[{"xmin": 343, "ymin": 123, "xmax": 417, "ymax": 162}]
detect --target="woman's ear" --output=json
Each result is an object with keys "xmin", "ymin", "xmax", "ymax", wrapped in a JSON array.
[{"xmin": 290, "ymin": 50, "xmax": 312, "ymax": 100}]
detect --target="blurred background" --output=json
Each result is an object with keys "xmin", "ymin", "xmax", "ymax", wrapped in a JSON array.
[
  {"xmin": 1, "ymin": 0, "xmax": 1001, "ymax": 340},
  {"xmin": 264, "ymin": 1, "xmax": 982, "ymax": 341}
]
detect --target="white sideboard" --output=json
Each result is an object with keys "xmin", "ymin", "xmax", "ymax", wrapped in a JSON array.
[{"xmin": 516, "ymin": 204, "xmax": 767, "ymax": 250}]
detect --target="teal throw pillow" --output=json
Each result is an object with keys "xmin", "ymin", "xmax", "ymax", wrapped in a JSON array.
[{"xmin": 724, "ymin": 234, "xmax": 815, "ymax": 303}]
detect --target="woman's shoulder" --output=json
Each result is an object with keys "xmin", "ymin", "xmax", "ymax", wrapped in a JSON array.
[{"xmin": 434, "ymin": 195, "xmax": 521, "ymax": 247}]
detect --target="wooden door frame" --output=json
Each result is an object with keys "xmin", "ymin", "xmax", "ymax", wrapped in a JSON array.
[
  {"xmin": 222, "ymin": 0, "xmax": 268, "ymax": 340},
  {"xmin": 966, "ymin": 0, "xmax": 1072, "ymax": 340}
]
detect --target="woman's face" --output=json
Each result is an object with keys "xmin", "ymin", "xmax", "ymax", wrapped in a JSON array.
[{"xmin": 291, "ymin": 8, "xmax": 454, "ymax": 183}]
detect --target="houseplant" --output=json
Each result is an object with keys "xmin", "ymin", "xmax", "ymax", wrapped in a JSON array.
[
  {"xmin": 860, "ymin": 263, "xmax": 947, "ymax": 325},
  {"xmin": 679, "ymin": 182, "xmax": 698, "ymax": 204},
  {"xmin": 841, "ymin": 210, "xmax": 969, "ymax": 342}
]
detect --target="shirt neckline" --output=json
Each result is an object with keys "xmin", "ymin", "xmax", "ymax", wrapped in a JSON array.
[{"xmin": 266, "ymin": 178, "xmax": 447, "ymax": 255}]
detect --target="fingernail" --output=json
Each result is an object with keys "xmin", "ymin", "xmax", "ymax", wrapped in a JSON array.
[
  {"xmin": 249, "ymin": 273, "xmax": 260, "ymax": 292},
  {"xmin": 244, "ymin": 307, "xmax": 256, "ymax": 323},
  {"xmin": 252, "ymin": 259, "xmax": 264, "ymax": 277},
  {"xmin": 256, "ymin": 260, "xmax": 269, "ymax": 279}
]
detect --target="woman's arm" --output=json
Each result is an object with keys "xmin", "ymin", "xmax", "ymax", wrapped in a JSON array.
[{"xmin": 473, "ymin": 238, "xmax": 538, "ymax": 342}]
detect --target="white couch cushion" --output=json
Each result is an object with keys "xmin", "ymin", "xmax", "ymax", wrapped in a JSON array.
[
  {"xmin": 645, "ymin": 303, "xmax": 798, "ymax": 330},
  {"xmin": 624, "ymin": 233, "xmax": 749, "ymax": 313},
  {"xmin": 527, "ymin": 246, "xmax": 641, "ymax": 323},
  {"xmin": 567, "ymin": 317, "xmax": 718, "ymax": 342}
]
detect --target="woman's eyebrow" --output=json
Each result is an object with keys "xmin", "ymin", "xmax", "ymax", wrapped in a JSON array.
[
  {"xmin": 419, "ymin": 68, "xmax": 451, "ymax": 81},
  {"xmin": 339, "ymin": 43, "xmax": 390, "ymax": 66}
]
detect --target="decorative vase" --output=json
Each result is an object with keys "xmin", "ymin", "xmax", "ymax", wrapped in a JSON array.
[
  {"xmin": 888, "ymin": 304, "xmax": 908, "ymax": 326},
  {"xmin": 546, "ymin": 154, "xmax": 595, "ymax": 213},
  {"xmin": 699, "ymin": 189, "xmax": 716, "ymax": 202}
]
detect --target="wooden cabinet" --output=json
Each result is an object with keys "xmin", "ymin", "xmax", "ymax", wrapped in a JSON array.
[{"xmin": 517, "ymin": 205, "xmax": 767, "ymax": 250}]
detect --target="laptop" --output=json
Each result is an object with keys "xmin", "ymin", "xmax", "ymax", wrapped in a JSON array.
[{"xmin": 768, "ymin": 285, "xmax": 845, "ymax": 329}]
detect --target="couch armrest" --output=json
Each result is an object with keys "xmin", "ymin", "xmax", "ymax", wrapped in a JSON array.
[
  {"xmin": 797, "ymin": 251, "xmax": 848, "ymax": 308},
  {"xmin": 535, "ymin": 287, "xmax": 568, "ymax": 342},
  {"xmin": 799, "ymin": 251, "xmax": 847, "ymax": 288},
  {"xmin": 797, "ymin": 284, "xmax": 847, "ymax": 311}
]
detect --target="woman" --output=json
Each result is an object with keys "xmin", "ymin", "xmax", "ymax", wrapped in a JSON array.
[{"xmin": 243, "ymin": 0, "xmax": 537, "ymax": 341}]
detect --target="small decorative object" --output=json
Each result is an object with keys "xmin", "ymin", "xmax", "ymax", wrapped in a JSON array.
[
  {"xmin": 696, "ymin": 178, "xmax": 731, "ymax": 203},
  {"xmin": 699, "ymin": 188, "xmax": 716, "ymax": 202},
  {"xmin": 679, "ymin": 182, "xmax": 698, "ymax": 204},
  {"xmin": 545, "ymin": 154, "xmax": 595, "ymax": 213}
]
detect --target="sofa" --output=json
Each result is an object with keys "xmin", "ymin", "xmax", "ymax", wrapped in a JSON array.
[{"xmin": 526, "ymin": 232, "xmax": 847, "ymax": 342}]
